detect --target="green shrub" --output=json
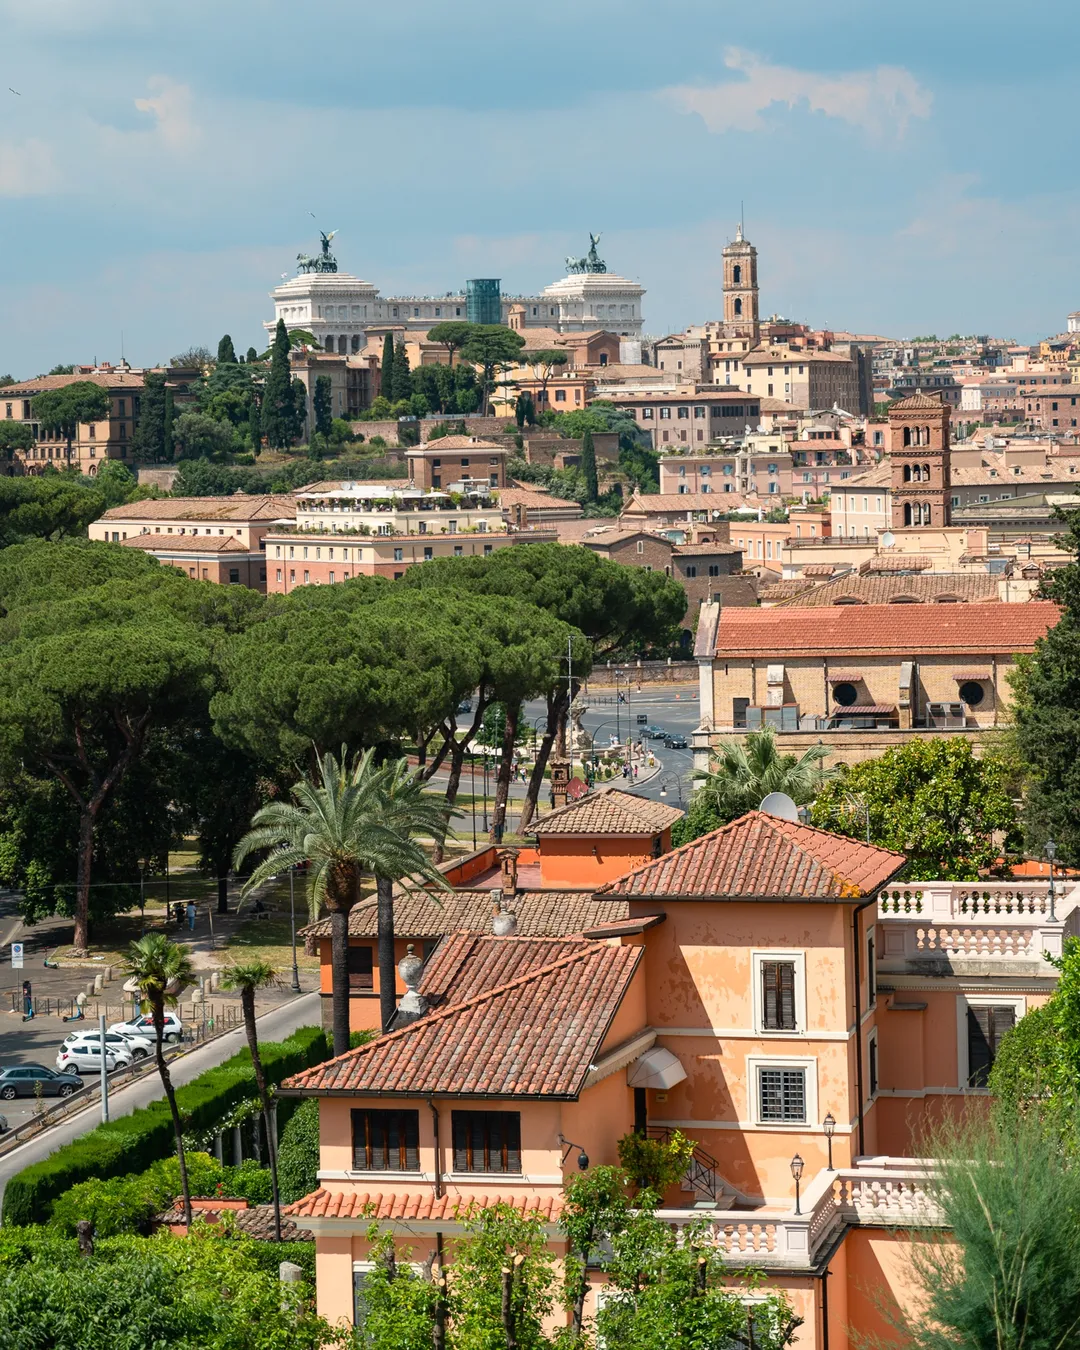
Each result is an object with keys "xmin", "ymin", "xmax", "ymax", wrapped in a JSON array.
[
  {"xmin": 277, "ymin": 1098, "xmax": 320, "ymax": 1205},
  {"xmin": 616, "ymin": 1129, "xmax": 696, "ymax": 1197},
  {"xmin": 141, "ymin": 1151, "xmax": 228, "ymax": 1209},
  {"xmin": 225, "ymin": 1159, "xmax": 274, "ymax": 1205},
  {"xmin": 2, "ymin": 1026, "xmax": 327, "ymax": 1227},
  {"xmin": 48, "ymin": 1176, "xmax": 155, "ymax": 1238}
]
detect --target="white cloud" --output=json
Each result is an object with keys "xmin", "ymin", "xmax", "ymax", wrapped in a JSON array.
[
  {"xmin": 0, "ymin": 140, "xmax": 61, "ymax": 197},
  {"xmin": 665, "ymin": 47, "xmax": 932, "ymax": 141},
  {"xmin": 133, "ymin": 76, "xmax": 200, "ymax": 152}
]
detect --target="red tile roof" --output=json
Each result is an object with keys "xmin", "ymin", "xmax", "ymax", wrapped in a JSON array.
[
  {"xmin": 417, "ymin": 933, "xmax": 601, "ymax": 1008},
  {"xmin": 299, "ymin": 888, "xmax": 623, "ymax": 941},
  {"xmin": 595, "ymin": 811, "xmax": 904, "ymax": 901},
  {"xmin": 714, "ymin": 602, "xmax": 1058, "ymax": 657},
  {"xmin": 531, "ymin": 789, "xmax": 683, "ymax": 837},
  {"xmin": 782, "ymin": 573, "xmax": 1000, "ymax": 607},
  {"xmin": 282, "ymin": 939, "xmax": 641, "ymax": 1098},
  {"xmin": 284, "ymin": 1188, "xmax": 561, "ymax": 1222}
]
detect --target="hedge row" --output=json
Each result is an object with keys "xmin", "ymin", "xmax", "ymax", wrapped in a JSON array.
[{"xmin": 2, "ymin": 1025, "xmax": 327, "ymax": 1228}]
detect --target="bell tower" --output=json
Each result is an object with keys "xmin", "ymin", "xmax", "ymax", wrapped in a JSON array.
[
  {"xmin": 722, "ymin": 222, "xmax": 759, "ymax": 341},
  {"xmin": 889, "ymin": 393, "xmax": 952, "ymax": 530}
]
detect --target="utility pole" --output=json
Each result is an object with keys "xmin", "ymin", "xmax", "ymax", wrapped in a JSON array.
[{"xmin": 99, "ymin": 1012, "xmax": 109, "ymax": 1123}]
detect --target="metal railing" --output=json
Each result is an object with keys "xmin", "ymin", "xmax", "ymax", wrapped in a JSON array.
[{"xmin": 648, "ymin": 1126, "xmax": 724, "ymax": 1203}]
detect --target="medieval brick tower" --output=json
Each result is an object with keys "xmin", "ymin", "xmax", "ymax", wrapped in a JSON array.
[
  {"xmin": 889, "ymin": 392, "xmax": 952, "ymax": 530},
  {"xmin": 722, "ymin": 223, "xmax": 759, "ymax": 342}
]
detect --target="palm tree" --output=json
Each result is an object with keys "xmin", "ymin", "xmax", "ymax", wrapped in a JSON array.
[
  {"xmin": 221, "ymin": 960, "xmax": 283, "ymax": 1241},
  {"xmin": 122, "ymin": 934, "xmax": 195, "ymax": 1225},
  {"xmin": 233, "ymin": 747, "xmax": 452, "ymax": 1055},
  {"xmin": 674, "ymin": 727, "xmax": 838, "ymax": 846}
]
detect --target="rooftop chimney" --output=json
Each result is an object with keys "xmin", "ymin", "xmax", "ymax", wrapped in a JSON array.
[{"xmin": 498, "ymin": 847, "xmax": 520, "ymax": 896}]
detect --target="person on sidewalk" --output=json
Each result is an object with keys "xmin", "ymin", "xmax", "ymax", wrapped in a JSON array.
[
  {"xmin": 21, "ymin": 979, "xmax": 34, "ymax": 1021},
  {"xmin": 186, "ymin": 901, "xmax": 196, "ymax": 932}
]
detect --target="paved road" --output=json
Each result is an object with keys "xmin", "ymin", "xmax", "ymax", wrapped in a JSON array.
[{"xmin": 0, "ymin": 991, "xmax": 321, "ymax": 1218}]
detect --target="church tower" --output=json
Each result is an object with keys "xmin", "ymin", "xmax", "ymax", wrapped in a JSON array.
[
  {"xmin": 888, "ymin": 393, "xmax": 952, "ymax": 530},
  {"xmin": 722, "ymin": 223, "xmax": 759, "ymax": 341}
]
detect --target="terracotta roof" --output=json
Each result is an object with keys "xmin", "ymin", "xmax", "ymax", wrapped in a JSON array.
[
  {"xmin": 100, "ymin": 495, "xmax": 296, "ymax": 522},
  {"xmin": 835, "ymin": 463, "xmax": 891, "ymax": 488},
  {"xmin": 0, "ymin": 372, "xmax": 146, "ymax": 394},
  {"xmin": 672, "ymin": 541, "xmax": 741, "ymax": 556},
  {"xmin": 713, "ymin": 601, "xmax": 1058, "ymax": 657},
  {"xmin": 416, "ymin": 933, "xmax": 607, "ymax": 1009},
  {"xmin": 758, "ymin": 578, "xmax": 815, "ymax": 603},
  {"xmin": 284, "ymin": 1188, "xmax": 561, "ymax": 1223},
  {"xmin": 742, "ymin": 347, "xmax": 853, "ymax": 365},
  {"xmin": 581, "ymin": 529, "xmax": 669, "ymax": 550},
  {"xmin": 281, "ymin": 939, "xmax": 641, "ymax": 1098},
  {"xmin": 862, "ymin": 555, "xmax": 932, "ymax": 573},
  {"xmin": 118, "ymin": 534, "xmax": 253, "ymax": 554},
  {"xmin": 412, "ymin": 436, "xmax": 506, "ymax": 451},
  {"xmin": 623, "ymin": 493, "xmax": 742, "ymax": 513},
  {"xmin": 531, "ymin": 789, "xmax": 684, "ymax": 837},
  {"xmin": 835, "ymin": 704, "xmax": 896, "ymax": 716},
  {"xmin": 781, "ymin": 573, "xmax": 1000, "ymax": 607},
  {"xmin": 889, "ymin": 392, "xmax": 947, "ymax": 410},
  {"xmin": 595, "ymin": 811, "xmax": 905, "ymax": 901},
  {"xmin": 953, "ymin": 668, "xmax": 992, "ymax": 680},
  {"xmin": 826, "ymin": 669, "xmax": 864, "ymax": 682},
  {"xmin": 802, "ymin": 564, "xmax": 837, "ymax": 577},
  {"xmin": 299, "ymin": 888, "xmax": 622, "ymax": 941},
  {"xmin": 156, "ymin": 1202, "xmax": 312, "ymax": 1240}
]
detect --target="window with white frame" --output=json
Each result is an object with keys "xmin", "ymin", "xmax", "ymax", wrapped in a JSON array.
[
  {"xmin": 867, "ymin": 1027, "xmax": 879, "ymax": 1100},
  {"xmin": 958, "ymin": 996, "xmax": 1024, "ymax": 1088},
  {"xmin": 756, "ymin": 1064, "xmax": 808, "ymax": 1123},
  {"xmin": 752, "ymin": 951, "xmax": 806, "ymax": 1034}
]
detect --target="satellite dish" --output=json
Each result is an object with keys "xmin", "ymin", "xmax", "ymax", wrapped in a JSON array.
[
  {"xmin": 881, "ymin": 531, "xmax": 895, "ymax": 548},
  {"xmin": 759, "ymin": 792, "xmax": 800, "ymax": 822}
]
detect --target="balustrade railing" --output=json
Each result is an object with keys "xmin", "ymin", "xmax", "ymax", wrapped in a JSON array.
[{"xmin": 878, "ymin": 881, "xmax": 1063, "ymax": 923}]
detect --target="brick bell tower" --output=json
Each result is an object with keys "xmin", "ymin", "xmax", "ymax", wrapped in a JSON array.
[
  {"xmin": 888, "ymin": 392, "xmax": 952, "ymax": 530},
  {"xmin": 722, "ymin": 222, "xmax": 759, "ymax": 342}
]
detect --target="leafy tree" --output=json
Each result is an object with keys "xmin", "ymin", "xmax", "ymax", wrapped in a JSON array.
[
  {"xmin": 131, "ymin": 371, "xmax": 168, "ymax": 462},
  {"xmin": 900, "ymin": 1112, "xmax": 1080, "ymax": 1350},
  {"xmin": 245, "ymin": 345, "xmax": 259, "ymax": 364},
  {"xmin": 381, "ymin": 332, "xmax": 395, "ymax": 401},
  {"xmin": 617, "ymin": 1128, "xmax": 696, "ymax": 1198},
  {"xmin": 221, "ymin": 960, "xmax": 283, "ymax": 1240},
  {"xmin": 426, "ymin": 320, "xmax": 474, "ymax": 367},
  {"xmin": 0, "ymin": 421, "xmax": 33, "ymax": 464},
  {"xmin": 673, "ymin": 729, "xmax": 836, "ymax": 845},
  {"xmin": 810, "ymin": 738, "xmax": 1021, "ymax": 879},
  {"xmin": 1013, "ymin": 504, "xmax": 1080, "ymax": 864},
  {"xmin": 450, "ymin": 1202, "xmax": 556, "ymax": 1350},
  {"xmin": 459, "ymin": 325, "xmax": 526, "ymax": 415},
  {"xmin": 0, "ymin": 373, "xmax": 14, "ymax": 386},
  {"xmin": 163, "ymin": 384, "xmax": 174, "ymax": 460},
  {"xmin": 172, "ymin": 409, "xmax": 238, "ymax": 462},
  {"xmin": 277, "ymin": 1098, "xmax": 320, "ymax": 1203},
  {"xmin": 391, "ymin": 342, "xmax": 412, "ymax": 403},
  {"xmin": 89, "ymin": 460, "xmax": 140, "ymax": 509},
  {"xmin": 521, "ymin": 348, "xmax": 569, "ymax": 408},
  {"xmin": 261, "ymin": 318, "xmax": 298, "ymax": 450},
  {"xmin": 580, "ymin": 428, "xmax": 599, "ymax": 503},
  {"xmin": 233, "ymin": 747, "xmax": 449, "ymax": 1056},
  {"xmin": 313, "ymin": 374, "xmax": 333, "ymax": 445},
  {"xmin": 169, "ymin": 345, "xmax": 213, "ymax": 369},
  {"xmin": 47, "ymin": 364, "xmax": 75, "ymax": 375},
  {"xmin": 356, "ymin": 1228, "xmax": 442, "ymax": 1350},
  {"xmin": 0, "ymin": 540, "xmax": 213, "ymax": 950},
  {"xmin": 31, "ymin": 381, "xmax": 111, "ymax": 466},
  {"xmin": 216, "ymin": 333, "xmax": 237, "ymax": 365},
  {"xmin": 122, "ymin": 934, "xmax": 197, "ymax": 1225},
  {"xmin": 560, "ymin": 1166, "xmax": 631, "ymax": 1336}
]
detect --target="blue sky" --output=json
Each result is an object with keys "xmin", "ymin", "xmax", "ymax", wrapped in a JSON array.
[{"xmin": 2, "ymin": 0, "xmax": 1078, "ymax": 375}]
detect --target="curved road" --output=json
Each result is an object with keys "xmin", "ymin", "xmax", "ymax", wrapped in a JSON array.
[{"xmin": 0, "ymin": 991, "xmax": 321, "ymax": 1219}]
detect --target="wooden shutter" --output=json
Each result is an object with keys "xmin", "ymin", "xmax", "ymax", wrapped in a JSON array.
[
  {"xmin": 452, "ymin": 1112, "xmax": 469, "ymax": 1171},
  {"xmin": 347, "ymin": 945, "xmax": 373, "ymax": 990},
  {"xmin": 352, "ymin": 1109, "xmax": 420, "ymax": 1170},
  {"xmin": 762, "ymin": 961, "xmax": 797, "ymax": 1030},
  {"xmin": 967, "ymin": 1006, "xmax": 1017, "ymax": 1087},
  {"xmin": 505, "ymin": 1112, "xmax": 521, "ymax": 1174}
]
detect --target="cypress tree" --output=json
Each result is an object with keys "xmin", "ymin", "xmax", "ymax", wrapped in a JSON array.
[
  {"xmin": 261, "ymin": 318, "xmax": 296, "ymax": 449},
  {"xmin": 580, "ymin": 428, "xmax": 599, "ymax": 502},
  {"xmin": 381, "ymin": 333, "xmax": 395, "ymax": 401},
  {"xmin": 313, "ymin": 375, "xmax": 333, "ymax": 444},
  {"xmin": 131, "ymin": 372, "xmax": 167, "ymax": 462},
  {"xmin": 248, "ymin": 398, "xmax": 261, "ymax": 455},
  {"xmin": 217, "ymin": 334, "xmax": 237, "ymax": 365},
  {"xmin": 245, "ymin": 346, "xmax": 258, "ymax": 364},
  {"xmin": 391, "ymin": 342, "xmax": 412, "ymax": 403},
  {"xmin": 163, "ymin": 387, "xmax": 174, "ymax": 461}
]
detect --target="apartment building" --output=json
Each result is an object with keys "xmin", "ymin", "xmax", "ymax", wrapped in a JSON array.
[
  {"xmin": 90, "ymin": 495, "xmax": 297, "ymax": 550},
  {"xmin": 603, "ymin": 389, "xmax": 762, "ymax": 449},
  {"xmin": 740, "ymin": 347, "xmax": 861, "ymax": 411},
  {"xmin": 2, "ymin": 368, "xmax": 145, "ymax": 474}
]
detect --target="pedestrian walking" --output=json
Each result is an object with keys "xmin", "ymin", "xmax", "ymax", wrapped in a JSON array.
[
  {"xmin": 21, "ymin": 979, "xmax": 34, "ymax": 1021},
  {"xmin": 186, "ymin": 900, "xmax": 196, "ymax": 931}
]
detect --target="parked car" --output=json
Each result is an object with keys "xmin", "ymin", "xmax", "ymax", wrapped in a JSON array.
[
  {"xmin": 63, "ymin": 1029, "xmax": 152, "ymax": 1060},
  {"xmin": 457, "ymin": 699, "xmax": 473, "ymax": 714},
  {"xmin": 663, "ymin": 734, "xmax": 689, "ymax": 750},
  {"xmin": 642, "ymin": 725, "xmax": 666, "ymax": 739},
  {"xmin": 56, "ymin": 1041, "xmax": 133, "ymax": 1076},
  {"xmin": 109, "ymin": 1012, "xmax": 184, "ymax": 1044},
  {"xmin": 0, "ymin": 1065, "xmax": 82, "ymax": 1100}
]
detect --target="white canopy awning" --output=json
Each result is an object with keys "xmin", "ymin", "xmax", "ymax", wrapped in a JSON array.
[{"xmin": 626, "ymin": 1047, "xmax": 687, "ymax": 1090}]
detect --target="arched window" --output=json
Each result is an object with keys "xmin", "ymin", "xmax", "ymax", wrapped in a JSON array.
[
  {"xmin": 733, "ymin": 264, "xmax": 742, "ymax": 284},
  {"xmin": 338, "ymin": 336, "xmax": 347, "ymax": 355},
  {"xmin": 734, "ymin": 298, "xmax": 742, "ymax": 316},
  {"xmin": 903, "ymin": 427, "xmax": 912, "ymax": 447},
  {"xmin": 923, "ymin": 464, "xmax": 931, "ymax": 481},
  {"xmin": 904, "ymin": 502, "xmax": 913, "ymax": 525},
  {"xmin": 923, "ymin": 426, "xmax": 931, "ymax": 445},
  {"xmin": 903, "ymin": 464, "xmax": 911, "ymax": 482}
]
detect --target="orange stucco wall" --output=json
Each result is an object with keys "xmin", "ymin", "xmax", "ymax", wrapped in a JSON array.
[{"xmin": 538, "ymin": 829, "xmax": 671, "ymax": 888}]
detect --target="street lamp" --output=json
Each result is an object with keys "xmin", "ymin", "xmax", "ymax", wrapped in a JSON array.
[
  {"xmin": 823, "ymin": 1112, "xmax": 836, "ymax": 1171},
  {"xmin": 289, "ymin": 866, "xmax": 301, "ymax": 993},
  {"xmin": 790, "ymin": 1153, "xmax": 805, "ymax": 1215},
  {"xmin": 1047, "ymin": 838, "xmax": 1057, "ymax": 920},
  {"xmin": 557, "ymin": 1133, "xmax": 590, "ymax": 1171},
  {"xmin": 658, "ymin": 774, "xmax": 684, "ymax": 805},
  {"xmin": 138, "ymin": 860, "xmax": 147, "ymax": 936}
]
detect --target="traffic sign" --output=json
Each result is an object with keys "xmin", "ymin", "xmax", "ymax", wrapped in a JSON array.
[{"xmin": 11, "ymin": 942, "xmax": 24, "ymax": 969}]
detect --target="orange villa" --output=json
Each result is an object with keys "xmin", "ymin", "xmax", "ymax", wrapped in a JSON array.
[{"xmin": 283, "ymin": 794, "xmax": 1074, "ymax": 1343}]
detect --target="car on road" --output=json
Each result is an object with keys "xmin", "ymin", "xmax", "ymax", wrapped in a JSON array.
[
  {"xmin": 642, "ymin": 725, "xmax": 666, "ymax": 739},
  {"xmin": 663, "ymin": 734, "xmax": 689, "ymax": 750},
  {"xmin": 56, "ymin": 1041, "xmax": 135, "ymax": 1076},
  {"xmin": 109, "ymin": 1012, "xmax": 184, "ymax": 1044},
  {"xmin": 0, "ymin": 1064, "xmax": 83, "ymax": 1100},
  {"xmin": 63, "ymin": 1029, "xmax": 153, "ymax": 1060}
]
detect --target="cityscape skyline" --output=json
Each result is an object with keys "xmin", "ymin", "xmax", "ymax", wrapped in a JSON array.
[{"xmin": 2, "ymin": 0, "xmax": 1080, "ymax": 375}]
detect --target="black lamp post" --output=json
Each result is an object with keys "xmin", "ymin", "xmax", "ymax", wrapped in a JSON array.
[
  {"xmin": 658, "ymin": 774, "xmax": 684, "ymax": 805},
  {"xmin": 790, "ymin": 1153, "xmax": 804, "ymax": 1215},
  {"xmin": 557, "ymin": 1133, "xmax": 590, "ymax": 1171},
  {"xmin": 289, "ymin": 865, "xmax": 301, "ymax": 993},
  {"xmin": 1047, "ymin": 838, "xmax": 1057, "ymax": 920},
  {"xmin": 823, "ymin": 1112, "xmax": 836, "ymax": 1171}
]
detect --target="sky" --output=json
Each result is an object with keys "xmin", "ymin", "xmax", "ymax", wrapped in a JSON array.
[{"xmin": 2, "ymin": 0, "xmax": 1079, "ymax": 376}]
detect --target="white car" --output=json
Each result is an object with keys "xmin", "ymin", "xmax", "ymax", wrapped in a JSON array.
[
  {"xmin": 109, "ymin": 1012, "xmax": 184, "ymax": 1044},
  {"xmin": 56, "ymin": 1041, "xmax": 133, "ymax": 1076},
  {"xmin": 63, "ymin": 1029, "xmax": 152, "ymax": 1061}
]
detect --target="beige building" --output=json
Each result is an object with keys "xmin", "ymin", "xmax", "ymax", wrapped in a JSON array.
[
  {"xmin": 293, "ymin": 479, "xmax": 503, "ymax": 536},
  {"xmin": 739, "ymin": 346, "xmax": 860, "ymax": 411},
  {"xmin": 117, "ymin": 534, "xmax": 268, "ymax": 589},
  {"xmin": 693, "ymin": 600, "xmax": 1058, "ymax": 767},
  {"xmin": 89, "ymin": 495, "xmax": 297, "ymax": 549},
  {"xmin": 2, "ymin": 367, "xmax": 146, "ymax": 475},
  {"xmin": 404, "ymin": 437, "xmax": 506, "ymax": 492},
  {"xmin": 603, "ymin": 389, "xmax": 762, "ymax": 449}
]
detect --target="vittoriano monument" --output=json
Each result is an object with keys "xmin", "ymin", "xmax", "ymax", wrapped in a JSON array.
[
  {"xmin": 297, "ymin": 230, "xmax": 339, "ymax": 274},
  {"xmin": 565, "ymin": 232, "xmax": 608, "ymax": 275}
]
